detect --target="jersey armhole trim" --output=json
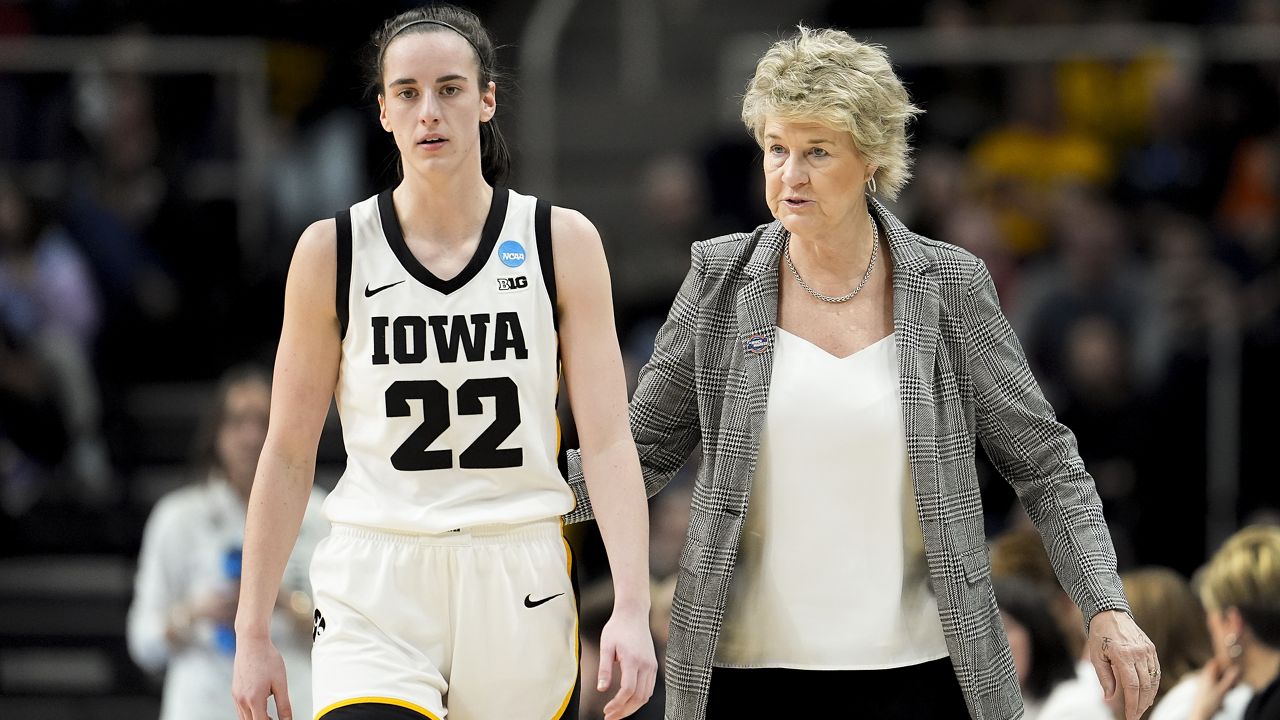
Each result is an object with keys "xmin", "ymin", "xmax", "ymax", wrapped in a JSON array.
[
  {"xmin": 535, "ymin": 199, "xmax": 558, "ymax": 332},
  {"xmin": 336, "ymin": 208, "xmax": 353, "ymax": 340}
]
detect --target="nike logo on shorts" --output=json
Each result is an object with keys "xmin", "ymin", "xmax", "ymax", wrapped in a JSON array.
[{"xmin": 524, "ymin": 592, "xmax": 564, "ymax": 608}]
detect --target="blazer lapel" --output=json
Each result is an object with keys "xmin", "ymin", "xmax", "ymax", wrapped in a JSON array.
[
  {"xmin": 728, "ymin": 224, "xmax": 784, "ymax": 504},
  {"xmin": 735, "ymin": 223, "xmax": 785, "ymax": 392},
  {"xmin": 873, "ymin": 199, "xmax": 941, "ymax": 492}
]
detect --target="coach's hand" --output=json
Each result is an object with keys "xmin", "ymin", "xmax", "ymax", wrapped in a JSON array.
[
  {"xmin": 233, "ymin": 633, "xmax": 292, "ymax": 720},
  {"xmin": 597, "ymin": 605, "xmax": 657, "ymax": 720},
  {"xmin": 1088, "ymin": 609, "xmax": 1160, "ymax": 720}
]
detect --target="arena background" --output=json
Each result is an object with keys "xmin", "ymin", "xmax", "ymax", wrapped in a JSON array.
[{"xmin": 0, "ymin": 0, "xmax": 1277, "ymax": 717}]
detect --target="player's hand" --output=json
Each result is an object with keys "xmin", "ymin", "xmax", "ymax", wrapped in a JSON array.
[
  {"xmin": 597, "ymin": 605, "xmax": 657, "ymax": 720},
  {"xmin": 232, "ymin": 633, "xmax": 292, "ymax": 720},
  {"xmin": 1087, "ymin": 609, "xmax": 1160, "ymax": 720}
]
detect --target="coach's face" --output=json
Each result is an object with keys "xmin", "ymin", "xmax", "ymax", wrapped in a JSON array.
[
  {"xmin": 762, "ymin": 117, "xmax": 875, "ymax": 241},
  {"xmin": 377, "ymin": 30, "xmax": 496, "ymax": 178}
]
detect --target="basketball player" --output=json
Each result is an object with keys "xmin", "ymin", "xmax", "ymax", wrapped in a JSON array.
[{"xmin": 230, "ymin": 6, "xmax": 656, "ymax": 720}]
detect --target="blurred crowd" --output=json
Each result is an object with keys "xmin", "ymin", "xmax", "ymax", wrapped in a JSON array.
[{"xmin": 0, "ymin": 0, "xmax": 1278, "ymax": 718}]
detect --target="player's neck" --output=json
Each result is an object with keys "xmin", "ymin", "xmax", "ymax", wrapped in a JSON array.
[{"xmin": 393, "ymin": 169, "xmax": 494, "ymax": 249}]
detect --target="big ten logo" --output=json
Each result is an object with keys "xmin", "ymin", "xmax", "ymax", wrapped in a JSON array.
[{"xmin": 497, "ymin": 276, "xmax": 528, "ymax": 291}]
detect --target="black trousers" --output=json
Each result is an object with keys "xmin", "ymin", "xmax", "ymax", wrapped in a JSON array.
[{"xmin": 706, "ymin": 657, "xmax": 971, "ymax": 719}]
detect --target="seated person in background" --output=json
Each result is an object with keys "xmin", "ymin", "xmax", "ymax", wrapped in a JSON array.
[
  {"xmin": 1130, "ymin": 566, "xmax": 1252, "ymax": 720},
  {"xmin": 996, "ymin": 577, "xmax": 1113, "ymax": 720},
  {"xmin": 1188, "ymin": 526, "xmax": 1280, "ymax": 720},
  {"xmin": 127, "ymin": 365, "xmax": 328, "ymax": 720}
]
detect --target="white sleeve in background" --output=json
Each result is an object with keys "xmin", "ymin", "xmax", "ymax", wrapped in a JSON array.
[
  {"xmin": 126, "ymin": 491, "xmax": 192, "ymax": 674},
  {"xmin": 1150, "ymin": 672, "xmax": 1253, "ymax": 720}
]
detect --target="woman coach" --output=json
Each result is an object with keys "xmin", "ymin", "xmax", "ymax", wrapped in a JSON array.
[{"xmin": 566, "ymin": 26, "xmax": 1158, "ymax": 720}]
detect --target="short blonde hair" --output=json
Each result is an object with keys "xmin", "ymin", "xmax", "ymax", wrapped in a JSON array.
[
  {"xmin": 741, "ymin": 25, "xmax": 922, "ymax": 200},
  {"xmin": 1200, "ymin": 525, "xmax": 1280, "ymax": 647}
]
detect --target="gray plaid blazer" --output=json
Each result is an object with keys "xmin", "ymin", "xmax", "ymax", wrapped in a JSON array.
[{"xmin": 565, "ymin": 198, "xmax": 1129, "ymax": 720}]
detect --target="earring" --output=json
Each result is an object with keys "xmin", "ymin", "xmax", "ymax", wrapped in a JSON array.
[
  {"xmin": 866, "ymin": 175, "xmax": 878, "ymax": 194},
  {"xmin": 1224, "ymin": 633, "xmax": 1244, "ymax": 659}
]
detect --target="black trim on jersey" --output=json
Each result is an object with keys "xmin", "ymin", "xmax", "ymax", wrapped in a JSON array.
[
  {"xmin": 378, "ymin": 186, "xmax": 510, "ymax": 295},
  {"xmin": 336, "ymin": 209, "xmax": 353, "ymax": 339},
  {"xmin": 534, "ymin": 198, "xmax": 559, "ymax": 331}
]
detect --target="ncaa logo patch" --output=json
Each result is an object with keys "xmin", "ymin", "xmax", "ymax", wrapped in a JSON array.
[
  {"xmin": 498, "ymin": 240, "xmax": 526, "ymax": 268},
  {"xmin": 744, "ymin": 334, "xmax": 770, "ymax": 354}
]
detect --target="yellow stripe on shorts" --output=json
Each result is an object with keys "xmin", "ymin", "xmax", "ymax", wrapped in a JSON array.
[{"xmin": 315, "ymin": 696, "xmax": 442, "ymax": 720}]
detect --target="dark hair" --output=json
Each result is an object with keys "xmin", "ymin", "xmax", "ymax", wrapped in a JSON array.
[
  {"xmin": 191, "ymin": 364, "xmax": 272, "ymax": 479},
  {"xmin": 365, "ymin": 4, "xmax": 511, "ymax": 185},
  {"xmin": 994, "ymin": 577, "xmax": 1077, "ymax": 701}
]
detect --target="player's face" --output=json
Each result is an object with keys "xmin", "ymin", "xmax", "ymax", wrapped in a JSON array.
[
  {"xmin": 217, "ymin": 379, "xmax": 270, "ymax": 496},
  {"xmin": 378, "ymin": 30, "xmax": 496, "ymax": 177},
  {"xmin": 762, "ymin": 118, "xmax": 875, "ymax": 240}
]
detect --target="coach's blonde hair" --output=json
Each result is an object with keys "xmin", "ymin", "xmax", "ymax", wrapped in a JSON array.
[
  {"xmin": 741, "ymin": 26, "xmax": 922, "ymax": 200},
  {"xmin": 1199, "ymin": 525, "xmax": 1280, "ymax": 647}
]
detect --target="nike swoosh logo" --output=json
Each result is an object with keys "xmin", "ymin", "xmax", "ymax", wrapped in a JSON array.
[
  {"xmin": 523, "ymin": 592, "xmax": 564, "ymax": 608},
  {"xmin": 364, "ymin": 280, "xmax": 405, "ymax": 297}
]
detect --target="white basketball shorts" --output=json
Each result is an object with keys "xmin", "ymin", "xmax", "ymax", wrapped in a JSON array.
[{"xmin": 309, "ymin": 519, "xmax": 579, "ymax": 720}]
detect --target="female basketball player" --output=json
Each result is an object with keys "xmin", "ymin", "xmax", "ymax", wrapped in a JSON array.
[{"xmin": 230, "ymin": 6, "xmax": 656, "ymax": 720}]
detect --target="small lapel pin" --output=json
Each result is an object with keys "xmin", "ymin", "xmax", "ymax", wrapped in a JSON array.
[{"xmin": 744, "ymin": 333, "xmax": 771, "ymax": 354}]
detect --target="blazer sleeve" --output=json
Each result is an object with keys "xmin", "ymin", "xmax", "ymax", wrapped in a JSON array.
[
  {"xmin": 963, "ymin": 260, "xmax": 1130, "ymax": 628},
  {"xmin": 563, "ymin": 240, "xmax": 705, "ymax": 524}
]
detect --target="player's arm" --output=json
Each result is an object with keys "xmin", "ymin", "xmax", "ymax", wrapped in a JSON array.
[
  {"xmin": 552, "ymin": 207, "xmax": 656, "ymax": 720},
  {"xmin": 232, "ymin": 218, "xmax": 342, "ymax": 720}
]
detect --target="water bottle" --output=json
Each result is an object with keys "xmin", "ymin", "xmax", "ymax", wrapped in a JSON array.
[{"xmin": 214, "ymin": 546, "xmax": 242, "ymax": 656}]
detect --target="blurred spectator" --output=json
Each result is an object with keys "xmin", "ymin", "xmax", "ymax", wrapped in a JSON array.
[
  {"xmin": 1218, "ymin": 132, "xmax": 1279, "ymax": 336},
  {"xmin": 127, "ymin": 365, "xmax": 327, "ymax": 720},
  {"xmin": 1124, "ymin": 568, "xmax": 1212, "ymax": 710},
  {"xmin": 1057, "ymin": 48, "xmax": 1168, "ymax": 151},
  {"xmin": 1188, "ymin": 525, "xmax": 1280, "ymax": 720},
  {"xmin": 970, "ymin": 66, "xmax": 1113, "ymax": 255},
  {"xmin": 995, "ymin": 576, "xmax": 1111, "ymax": 720},
  {"xmin": 1125, "ymin": 567, "xmax": 1254, "ymax": 720},
  {"xmin": 0, "ymin": 313, "xmax": 68, "ymax": 516},
  {"xmin": 907, "ymin": 146, "xmax": 973, "ymax": 240},
  {"xmin": 609, "ymin": 153, "xmax": 715, "ymax": 327},
  {"xmin": 64, "ymin": 66, "xmax": 176, "ymax": 319},
  {"xmin": 1116, "ymin": 66, "xmax": 1217, "ymax": 217},
  {"xmin": 0, "ymin": 174, "xmax": 111, "ymax": 511},
  {"xmin": 1015, "ymin": 190, "xmax": 1159, "ymax": 394},
  {"xmin": 62, "ymin": 56, "xmax": 242, "ymax": 383}
]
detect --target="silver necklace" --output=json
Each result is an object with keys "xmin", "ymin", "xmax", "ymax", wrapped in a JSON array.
[{"xmin": 784, "ymin": 214, "xmax": 880, "ymax": 303}]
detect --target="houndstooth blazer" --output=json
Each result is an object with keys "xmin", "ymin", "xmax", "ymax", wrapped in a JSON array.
[{"xmin": 564, "ymin": 198, "xmax": 1129, "ymax": 720}]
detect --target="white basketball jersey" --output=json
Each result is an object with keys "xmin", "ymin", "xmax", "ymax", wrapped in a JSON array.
[{"xmin": 324, "ymin": 187, "xmax": 572, "ymax": 533}]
